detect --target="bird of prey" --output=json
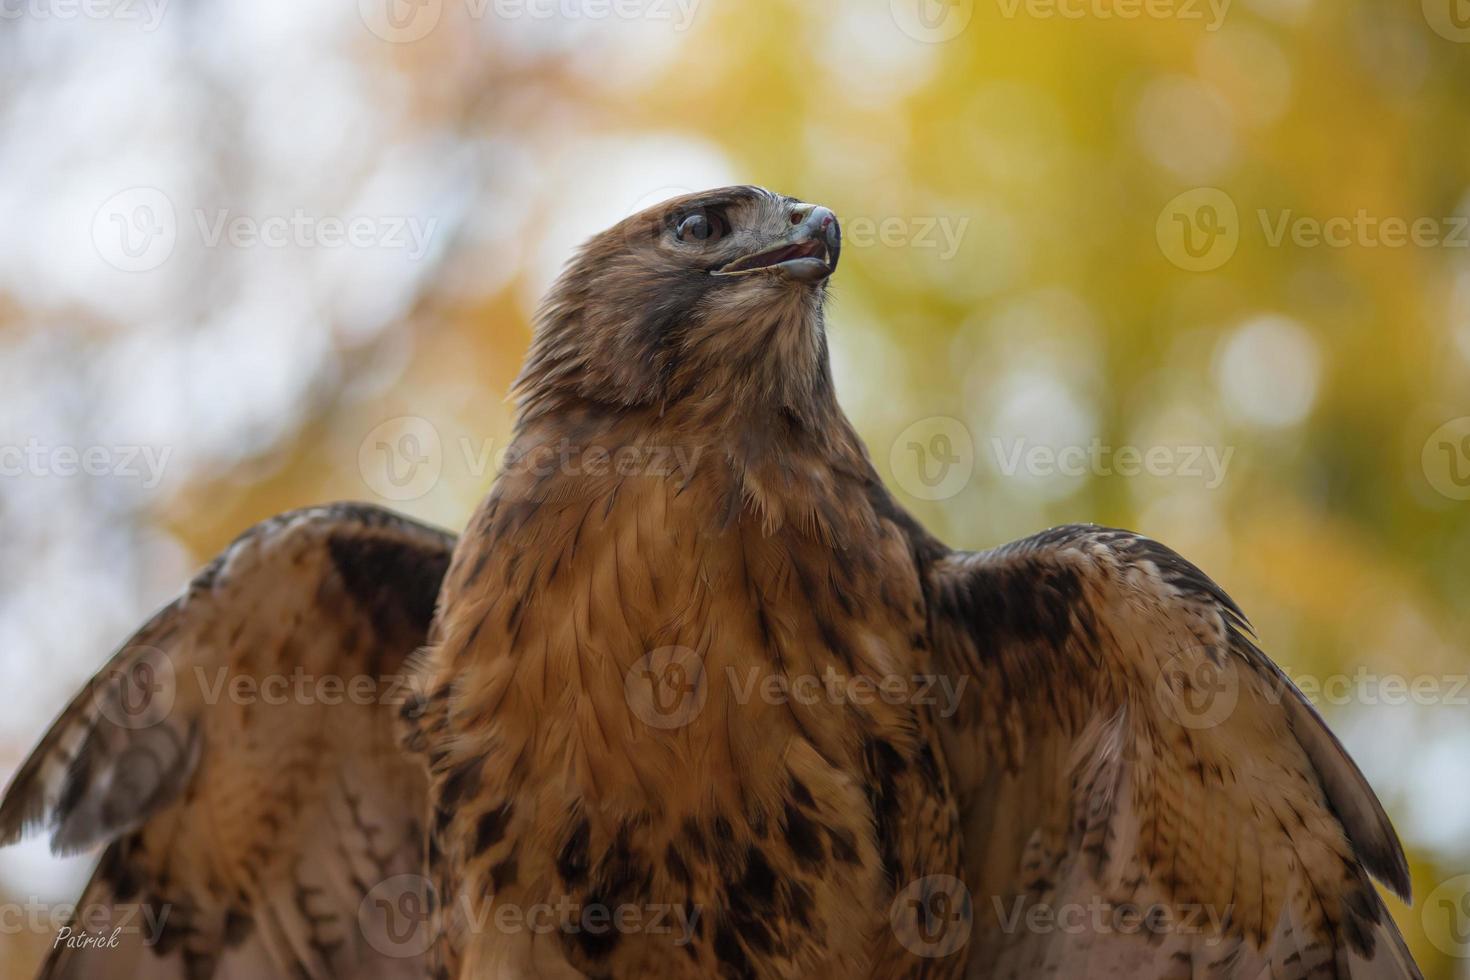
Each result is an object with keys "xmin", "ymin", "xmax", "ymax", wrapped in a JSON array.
[{"xmin": 0, "ymin": 186, "xmax": 1421, "ymax": 980}]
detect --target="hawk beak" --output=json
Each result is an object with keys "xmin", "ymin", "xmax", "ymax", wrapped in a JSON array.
[{"xmin": 713, "ymin": 206, "xmax": 841, "ymax": 282}]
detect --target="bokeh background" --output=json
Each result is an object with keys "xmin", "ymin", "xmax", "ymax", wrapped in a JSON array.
[{"xmin": 2, "ymin": 0, "xmax": 1469, "ymax": 973}]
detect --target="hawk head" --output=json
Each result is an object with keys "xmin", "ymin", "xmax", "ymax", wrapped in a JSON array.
[{"xmin": 515, "ymin": 186, "xmax": 844, "ymax": 425}]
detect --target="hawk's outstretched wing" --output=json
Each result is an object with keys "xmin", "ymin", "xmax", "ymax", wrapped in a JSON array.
[
  {"xmin": 0, "ymin": 504, "xmax": 453, "ymax": 979},
  {"xmin": 925, "ymin": 524, "xmax": 1420, "ymax": 979}
]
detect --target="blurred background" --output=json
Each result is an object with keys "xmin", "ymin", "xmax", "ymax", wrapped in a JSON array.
[{"xmin": 2, "ymin": 0, "xmax": 1469, "ymax": 973}]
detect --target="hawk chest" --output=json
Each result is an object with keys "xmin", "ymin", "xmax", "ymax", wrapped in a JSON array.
[
  {"xmin": 444, "ymin": 475, "xmax": 928, "ymax": 774},
  {"xmin": 423, "ymin": 476, "xmax": 953, "ymax": 978}
]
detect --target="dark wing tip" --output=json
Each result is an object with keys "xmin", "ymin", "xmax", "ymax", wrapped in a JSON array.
[
  {"xmin": 1281, "ymin": 684, "xmax": 1414, "ymax": 903},
  {"xmin": 0, "ymin": 787, "xmax": 43, "ymax": 848},
  {"xmin": 1378, "ymin": 839, "xmax": 1414, "ymax": 903}
]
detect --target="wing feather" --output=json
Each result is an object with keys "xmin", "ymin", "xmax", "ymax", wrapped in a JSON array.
[
  {"xmin": 0, "ymin": 503, "xmax": 453, "ymax": 979},
  {"xmin": 926, "ymin": 524, "xmax": 1420, "ymax": 979}
]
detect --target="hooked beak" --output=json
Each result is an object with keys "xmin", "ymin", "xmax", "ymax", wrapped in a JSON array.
[{"xmin": 713, "ymin": 205, "xmax": 842, "ymax": 283}]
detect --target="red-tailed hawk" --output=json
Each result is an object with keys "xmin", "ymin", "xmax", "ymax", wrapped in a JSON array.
[{"xmin": 0, "ymin": 187, "xmax": 1421, "ymax": 979}]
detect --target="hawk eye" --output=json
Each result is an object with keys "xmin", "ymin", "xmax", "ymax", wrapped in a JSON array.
[{"xmin": 676, "ymin": 211, "xmax": 726, "ymax": 244}]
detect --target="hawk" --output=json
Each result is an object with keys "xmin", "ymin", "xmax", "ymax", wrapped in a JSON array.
[{"xmin": 0, "ymin": 187, "xmax": 1421, "ymax": 979}]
